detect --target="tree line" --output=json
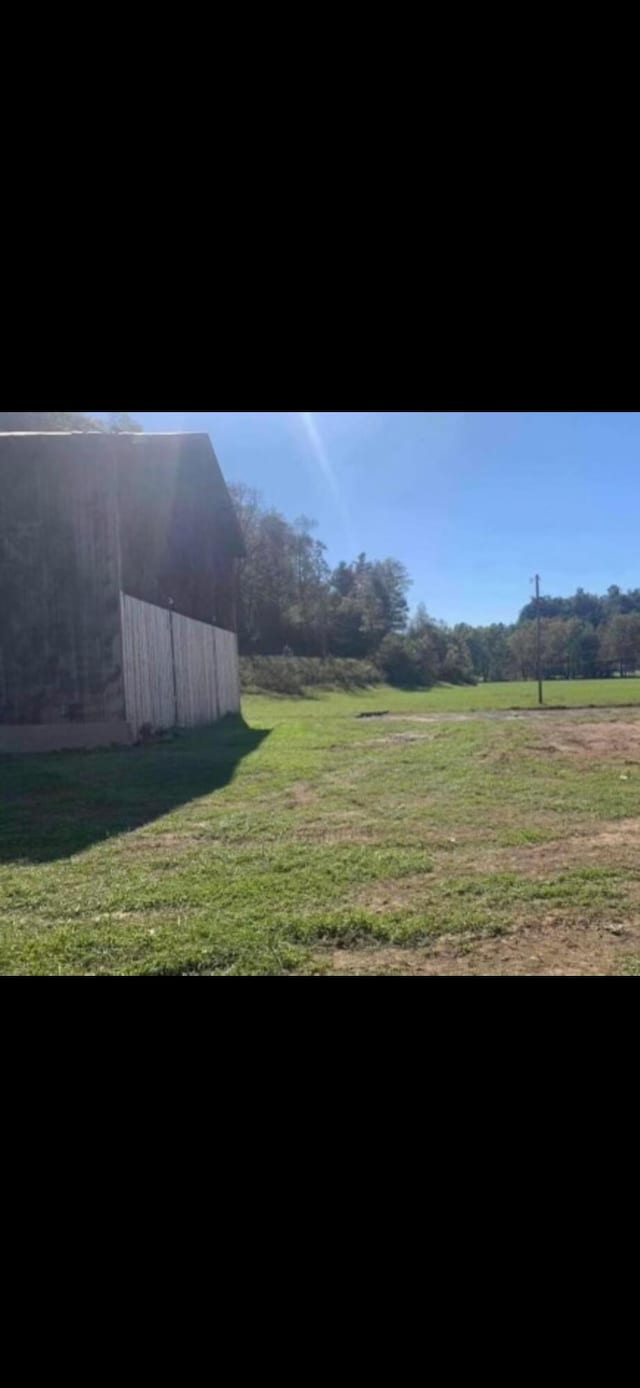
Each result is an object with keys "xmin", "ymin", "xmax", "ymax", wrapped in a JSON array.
[
  {"xmin": 230, "ymin": 488, "xmax": 640, "ymax": 684},
  {"xmin": 230, "ymin": 485, "xmax": 477, "ymax": 685},
  {"xmin": 461, "ymin": 586, "xmax": 640, "ymax": 683}
]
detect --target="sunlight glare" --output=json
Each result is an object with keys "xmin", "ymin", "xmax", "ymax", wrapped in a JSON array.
[{"xmin": 297, "ymin": 412, "xmax": 352, "ymax": 545}]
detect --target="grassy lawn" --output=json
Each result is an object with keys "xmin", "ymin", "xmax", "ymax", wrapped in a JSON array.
[
  {"xmin": 269, "ymin": 677, "xmax": 640, "ymax": 715},
  {"xmin": 2, "ymin": 681, "xmax": 640, "ymax": 975}
]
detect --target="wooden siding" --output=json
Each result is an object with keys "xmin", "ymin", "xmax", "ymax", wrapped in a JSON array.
[
  {"xmin": 215, "ymin": 627, "xmax": 242, "ymax": 716},
  {"xmin": 121, "ymin": 593, "xmax": 240, "ymax": 735},
  {"xmin": 121, "ymin": 594, "xmax": 175, "ymax": 733},
  {"xmin": 171, "ymin": 610, "xmax": 219, "ymax": 727},
  {"xmin": 0, "ymin": 436, "xmax": 125, "ymax": 726},
  {"xmin": 116, "ymin": 433, "xmax": 243, "ymax": 631}
]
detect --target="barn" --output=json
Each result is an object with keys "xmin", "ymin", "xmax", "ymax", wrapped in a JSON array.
[{"xmin": 0, "ymin": 431, "xmax": 244, "ymax": 752}]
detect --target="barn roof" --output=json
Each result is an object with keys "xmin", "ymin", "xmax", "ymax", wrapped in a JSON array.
[{"xmin": 0, "ymin": 430, "xmax": 245, "ymax": 557}]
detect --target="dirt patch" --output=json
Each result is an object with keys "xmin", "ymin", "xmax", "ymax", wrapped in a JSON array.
[
  {"xmin": 323, "ymin": 914, "xmax": 640, "ymax": 975},
  {"xmin": 447, "ymin": 817, "xmax": 640, "ymax": 877},
  {"xmin": 382, "ymin": 713, "xmax": 481, "ymax": 724},
  {"xmin": 288, "ymin": 782, "xmax": 317, "ymax": 807},
  {"xmin": 351, "ymin": 818, "xmax": 640, "ymax": 899},
  {"xmin": 527, "ymin": 720, "xmax": 640, "ymax": 762},
  {"xmin": 365, "ymin": 733, "xmax": 436, "ymax": 747},
  {"xmin": 382, "ymin": 708, "xmax": 640, "ymax": 728},
  {"xmin": 587, "ymin": 818, "xmax": 640, "ymax": 847},
  {"xmin": 378, "ymin": 709, "xmax": 640, "ymax": 763},
  {"xmin": 353, "ymin": 875, "xmax": 434, "ymax": 914}
]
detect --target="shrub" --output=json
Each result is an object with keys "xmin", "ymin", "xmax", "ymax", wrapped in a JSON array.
[
  {"xmin": 376, "ymin": 635, "xmax": 425, "ymax": 687},
  {"xmin": 376, "ymin": 632, "xmax": 477, "ymax": 688},
  {"xmin": 240, "ymin": 656, "xmax": 381, "ymax": 695}
]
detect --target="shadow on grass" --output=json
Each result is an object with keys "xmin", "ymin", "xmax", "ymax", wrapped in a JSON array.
[{"xmin": 0, "ymin": 716, "xmax": 270, "ymax": 864}]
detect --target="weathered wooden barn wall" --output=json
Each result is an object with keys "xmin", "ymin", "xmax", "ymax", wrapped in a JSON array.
[
  {"xmin": 117, "ymin": 434, "xmax": 243, "ymax": 632},
  {"xmin": 121, "ymin": 593, "xmax": 241, "ymax": 735},
  {"xmin": 0, "ymin": 431, "xmax": 243, "ymax": 751},
  {"xmin": 0, "ymin": 435, "xmax": 126, "ymax": 730}
]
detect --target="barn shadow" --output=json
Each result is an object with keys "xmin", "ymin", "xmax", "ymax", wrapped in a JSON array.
[{"xmin": 0, "ymin": 716, "xmax": 270, "ymax": 864}]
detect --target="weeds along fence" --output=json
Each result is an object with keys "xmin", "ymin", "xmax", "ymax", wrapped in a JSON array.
[{"xmin": 240, "ymin": 656, "xmax": 382, "ymax": 695}]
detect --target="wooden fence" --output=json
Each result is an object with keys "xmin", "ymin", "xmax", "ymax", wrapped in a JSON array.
[{"xmin": 120, "ymin": 593, "xmax": 240, "ymax": 735}]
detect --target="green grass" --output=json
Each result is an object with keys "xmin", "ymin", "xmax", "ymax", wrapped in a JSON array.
[
  {"xmin": 2, "ymin": 681, "xmax": 640, "ymax": 975},
  {"xmin": 424, "ymin": 677, "xmax": 640, "ymax": 710},
  {"xmin": 247, "ymin": 677, "xmax": 640, "ymax": 716}
]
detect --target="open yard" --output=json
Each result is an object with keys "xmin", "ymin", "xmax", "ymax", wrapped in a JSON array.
[{"xmin": 2, "ymin": 680, "xmax": 640, "ymax": 975}]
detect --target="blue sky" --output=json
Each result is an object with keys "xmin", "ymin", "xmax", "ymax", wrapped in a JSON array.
[{"xmin": 96, "ymin": 412, "xmax": 640, "ymax": 626}]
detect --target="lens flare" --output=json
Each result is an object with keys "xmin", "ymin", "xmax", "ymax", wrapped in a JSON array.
[{"xmin": 297, "ymin": 412, "xmax": 352, "ymax": 543}]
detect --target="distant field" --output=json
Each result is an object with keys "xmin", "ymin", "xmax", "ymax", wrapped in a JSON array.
[
  {"xmin": 249, "ymin": 678, "xmax": 640, "ymax": 718},
  {"xmin": 2, "ymin": 683, "xmax": 640, "ymax": 975},
  {"xmin": 424, "ymin": 678, "xmax": 640, "ymax": 710}
]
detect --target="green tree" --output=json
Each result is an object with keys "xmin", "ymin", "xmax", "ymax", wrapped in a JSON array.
[
  {"xmin": 454, "ymin": 623, "xmax": 487, "ymax": 679},
  {"xmin": 377, "ymin": 634, "xmax": 422, "ymax": 686},
  {"xmin": 442, "ymin": 637, "xmax": 474, "ymax": 684},
  {"xmin": 483, "ymin": 625, "xmax": 513, "ymax": 681},
  {"xmin": 287, "ymin": 516, "xmax": 331, "ymax": 655},
  {"xmin": 509, "ymin": 623, "xmax": 538, "ymax": 678},
  {"xmin": 599, "ymin": 613, "xmax": 640, "ymax": 676},
  {"xmin": 328, "ymin": 555, "xmax": 411, "ymax": 658}
]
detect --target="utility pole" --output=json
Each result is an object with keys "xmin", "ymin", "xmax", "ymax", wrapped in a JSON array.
[{"xmin": 534, "ymin": 574, "xmax": 543, "ymax": 705}]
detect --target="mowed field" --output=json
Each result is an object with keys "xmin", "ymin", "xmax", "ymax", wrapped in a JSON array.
[{"xmin": 2, "ymin": 680, "xmax": 640, "ymax": 975}]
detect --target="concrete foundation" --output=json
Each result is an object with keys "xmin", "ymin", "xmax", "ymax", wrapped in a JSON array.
[{"xmin": 0, "ymin": 722, "xmax": 133, "ymax": 755}]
